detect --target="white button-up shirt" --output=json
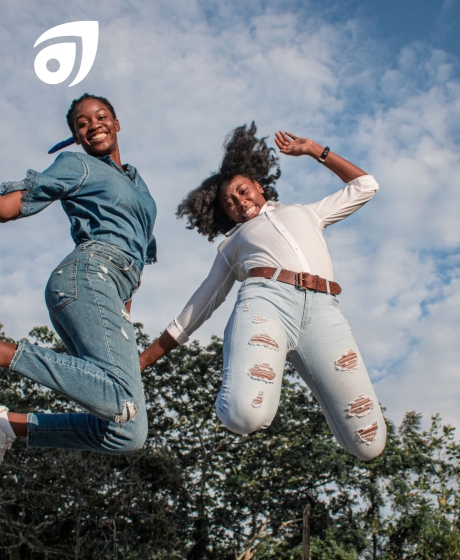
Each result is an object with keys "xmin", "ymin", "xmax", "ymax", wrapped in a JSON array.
[{"xmin": 167, "ymin": 174, "xmax": 379, "ymax": 344}]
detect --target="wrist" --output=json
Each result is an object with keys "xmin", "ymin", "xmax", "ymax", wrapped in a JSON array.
[
  {"xmin": 139, "ymin": 354, "xmax": 149, "ymax": 372},
  {"xmin": 304, "ymin": 141, "xmax": 323, "ymax": 159}
]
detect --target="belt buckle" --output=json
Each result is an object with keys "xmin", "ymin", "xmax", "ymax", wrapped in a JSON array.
[{"xmin": 296, "ymin": 272, "xmax": 316, "ymax": 290}]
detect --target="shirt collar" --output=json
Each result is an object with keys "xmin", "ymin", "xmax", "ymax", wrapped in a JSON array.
[
  {"xmin": 224, "ymin": 200, "xmax": 282, "ymax": 236},
  {"xmin": 260, "ymin": 200, "xmax": 281, "ymax": 214},
  {"xmin": 99, "ymin": 156, "xmax": 138, "ymax": 183}
]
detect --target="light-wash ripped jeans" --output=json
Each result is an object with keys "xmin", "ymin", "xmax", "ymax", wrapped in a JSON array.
[
  {"xmin": 216, "ymin": 274, "xmax": 386, "ymax": 461},
  {"xmin": 10, "ymin": 241, "xmax": 147, "ymax": 454}
]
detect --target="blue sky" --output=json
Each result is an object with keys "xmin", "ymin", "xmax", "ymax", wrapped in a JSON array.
[{"xmin": 1, "ymin": 0, "xmax": 460, "ymax": 431}]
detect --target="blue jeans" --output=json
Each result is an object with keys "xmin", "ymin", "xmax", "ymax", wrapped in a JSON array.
[
  {"xmin": 10, "ymin": 242, "xmax": 147, "ymax": 454},
  {"xmin": 217, "ymin": 276, "xmax": 386, "ymax": 461}
]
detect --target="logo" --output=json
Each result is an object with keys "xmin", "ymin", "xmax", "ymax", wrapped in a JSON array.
[{"xmin": 34, "ymin": 21, "xmax": 98, "ymax": 87}]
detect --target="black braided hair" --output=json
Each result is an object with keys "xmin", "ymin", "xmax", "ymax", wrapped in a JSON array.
[
  {"xmin": 176, "ymin": 122, "xmax": 280, "ymax": 242},
  {"xmin": 66, "ymin": 93, "xmax": 117, "ymax": 136}
]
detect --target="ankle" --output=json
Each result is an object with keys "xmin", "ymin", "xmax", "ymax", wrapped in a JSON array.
[{"xmin": 7, "ymin": 412, "xmax": 27, "ymax": 438}]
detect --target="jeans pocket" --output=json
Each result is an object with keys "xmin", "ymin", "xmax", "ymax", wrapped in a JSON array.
[
  {"xmin": 90, "ymin": 250, "xmax": 133, "ymax": 273},
  {"xmin": 241, "ymin": 277, "xmax": 268, "ymax": 288},
  {"xmin": 330, "ymin": 295, "xmax": 340, "ymax": 308},
  {"xmin": 45, "ymin": 260, "xmax": 78, "ymax": 313},
  {"xmin": 237, "ymin": 277, "xmax": 267, "ymax": 301}
]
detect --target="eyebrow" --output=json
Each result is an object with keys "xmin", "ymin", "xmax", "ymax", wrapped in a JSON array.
[{"xmin": 75, "ymin": 107, "xmax": 108, "ymax": 120}]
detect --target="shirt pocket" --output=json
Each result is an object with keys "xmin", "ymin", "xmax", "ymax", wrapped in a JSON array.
[{"xmin": 45, "ymin": 260, "xmax": 78, "ymax": 313}]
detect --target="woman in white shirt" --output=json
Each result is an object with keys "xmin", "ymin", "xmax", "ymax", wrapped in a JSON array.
[{"xmin": 141, "ymin": 123, "xmax": 386, "ymax": 461}]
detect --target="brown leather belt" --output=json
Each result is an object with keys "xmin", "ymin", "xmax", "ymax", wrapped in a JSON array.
[{"xmin": 249, "ymin": 267, "xmax": 342, "ymax": 295}]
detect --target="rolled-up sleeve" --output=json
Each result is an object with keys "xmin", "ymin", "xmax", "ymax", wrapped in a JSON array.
[
  {"xmin": 305, "ymin": 174, "xmax": 379, "ymax": 228},
  {"xmin": 0, "ymin": 152, "xmax": 87, "ymax": 218},
  {"xmin": 166, "ymin": 251, "xmax": 236, "ymax": 344}
]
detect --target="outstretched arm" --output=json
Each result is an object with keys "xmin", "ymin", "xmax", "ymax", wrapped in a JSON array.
[
  {"xmin": 139, "ymin": 251, "xmax": 236, "ymax": 372},
  {"xmin": 274, "ymin": 132, "xmax": 366, "ymax": 184},
  {"xmin": 0, "ymin": 191, "xmax": 22, "ymax": 223}
]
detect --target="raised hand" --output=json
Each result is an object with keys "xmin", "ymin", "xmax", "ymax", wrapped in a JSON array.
[
  {"xmin": 274, "ymin": 131, "xmax": 313, "ymax": 157},
  {"xmin": 274, "ymin": 131, "xmax": 367, "ymax": 182}
]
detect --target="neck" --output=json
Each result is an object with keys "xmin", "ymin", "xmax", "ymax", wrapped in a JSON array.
[
  {"xmin": 106, "ymin": 147, "xmax": 122, "ymax": 168},
  {"xmin": 89, "ymin": 147, "xmax": 122, "ymax": 167}
]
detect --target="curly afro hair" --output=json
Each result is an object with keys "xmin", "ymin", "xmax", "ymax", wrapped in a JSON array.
[
  {"xmin": 66, "ymin": 93, "xmax": 117, "ymax": 136},
  {"xmin": 176, "ymin": 122, "xmax": 281, "ymax": 241}
]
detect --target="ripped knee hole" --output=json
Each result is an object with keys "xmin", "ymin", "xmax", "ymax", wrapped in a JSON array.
[
  {"xmin": 356, "ymin": 421, "xmax": 378, "ymax": 445},
  {"xmin": 252, "ymin": 391, "xmax": 264, "ymax": 408},
  {"xmin": 248, "ymin": 333, "xmax": 279, "ymax": 351},
  {"xmin": 114, "ymin": 401, "xmax": 137, "ymax": 424},
  {"xmin": 348, "ymin": 395, "xmax": 373, "ymax": 417},
  {"xmin": 248, "ymin": 363, "xmax": 276, "ymax": 383},
  {"xmin": 335, "ymin": 349, "xmax": 358, "ymax": 372}
]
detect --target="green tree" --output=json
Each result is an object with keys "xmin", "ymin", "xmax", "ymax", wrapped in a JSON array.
[
  {"xmin": 1, "ymin": 323, "xmax": 460, "ymax": 559},
  {"xmin": 0, "ymin": 324, "xmax": 185, "ymax": 560},
  {"xmin": 381, "ymin": 412, "xmax": 460, "ymax": 559}
]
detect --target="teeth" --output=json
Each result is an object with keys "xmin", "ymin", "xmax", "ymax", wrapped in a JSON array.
[
  {"xmin": 91, "ymin": 133, "xmax": 107, "ymax": 140},
  {"xmin": 243, "ymin": 206, "xmax": 256, "ymax": 218}
]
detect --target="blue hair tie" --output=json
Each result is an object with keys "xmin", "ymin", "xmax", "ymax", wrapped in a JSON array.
[{"xmin": 48, "ymin": 137, "xmax": 75, "ymax": 154}]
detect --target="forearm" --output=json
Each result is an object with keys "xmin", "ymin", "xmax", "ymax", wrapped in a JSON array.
[
  {"xmin": 0, "ymin": 191, "xmax": 23, "ymax": 222},
  {"xmin": 139, "ymin": 330, "xmax": 179, "ymax": 371},
  {"xmin": 304, "ymin": 141, "xmax": 366, "ymax": 183},
  {"xmin": 139, "ymin": 253, "xmax": 234, "ymax": 372}
]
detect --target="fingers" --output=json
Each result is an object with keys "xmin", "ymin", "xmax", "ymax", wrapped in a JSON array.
[
  {"xmin": 275, "ymin": 131, "xmax": 285, "ymax": 143},
  {"xmin": 275, "ymin": 131, "xmax": 291, "ymax": 151},
  {"xmin": 278, "ymin": 130, "xmax": 297, "ymax": 143},
  {"xmin": 276, "ymin": 130, "xmax": 290, "ymax": 143},
  {"xmin": 279, "ymin": 131, "xmax": 292, "ymax": 142},
  {"xmin": 274, "ymin": 134, "xmax": 285, "ymax": 151},
  {"xmin": 274, "ymin": 133, "xmax": 284, "ymax": 148}
]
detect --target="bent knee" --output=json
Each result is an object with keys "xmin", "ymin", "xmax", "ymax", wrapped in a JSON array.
[
  {"xmin": 221, "ymin": 416, "xmax": 271, "ymax": 435},
  {"xmin": 106, "ymin": 407, "xmax": 148, "ymax": 454},
  {"xmin": 353, "ymin": 439, "xmax": 386, "ymax": 461},
  {"xmin": 349, "ymin": 422, "xmax": 387, "ymax": 461},
  {"xmin": 216, "ymin": 399, "xmax": 274, "ymax": 435},
  {"xmin": 115, "ymin": 420, "xmax": 148, "ymax": 453}
]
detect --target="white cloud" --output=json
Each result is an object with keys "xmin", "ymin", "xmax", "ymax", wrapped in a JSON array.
[{"xmin": 376, "ymin": 274, "xmax": 460, "ymax": 429}]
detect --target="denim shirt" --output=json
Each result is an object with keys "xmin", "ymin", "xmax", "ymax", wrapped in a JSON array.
[{"xmin": 0, "ymin": 151, "xmax": 157, "ymax": 270}]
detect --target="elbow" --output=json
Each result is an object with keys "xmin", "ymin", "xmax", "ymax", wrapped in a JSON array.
[
  {"xmin": 0, "ymin": 191, "xmax": 24, "ymax": 222},
  {"xmin": 0, "ymin": 211, "xmax": 18, "ymax": 223}
]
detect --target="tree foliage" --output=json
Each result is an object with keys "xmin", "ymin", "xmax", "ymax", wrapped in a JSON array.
[{"xmin": 1, "ymin": 323, "xmax": 460, "ymax": 559}]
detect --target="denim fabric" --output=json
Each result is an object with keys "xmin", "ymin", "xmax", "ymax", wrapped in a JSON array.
[
  {"xmin": 217, "ymin": 277, "xmax": 386, "ymax": 461},
  {"xmin": 0, "ymin": 152, "xmax": 157, "ymax": 268},
  {"xmin": 10, "ymin": 242, "xmax": 147, "ymax": 454}
]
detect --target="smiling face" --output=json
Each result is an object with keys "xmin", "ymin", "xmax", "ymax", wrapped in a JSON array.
[
  {"xmin": 218, "ymin": 175, "xmax": 267, "ymax": 224},
  {"xmin": 72, "ymin": 97, "xmax": 121, "ymax": 161}
]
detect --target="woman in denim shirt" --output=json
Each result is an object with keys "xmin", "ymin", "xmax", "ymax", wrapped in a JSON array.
[{"xmin": 0, "ymin": 94, "xmax": 157, "ymax": 460}]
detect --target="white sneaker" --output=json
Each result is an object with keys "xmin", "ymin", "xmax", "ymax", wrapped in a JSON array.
[{"xmin": 0, "ymin": 406, "xmax": 16, "ymax": 464}]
